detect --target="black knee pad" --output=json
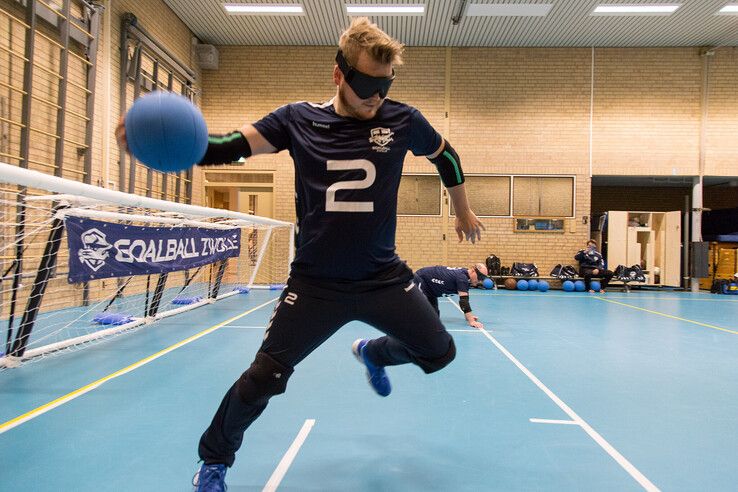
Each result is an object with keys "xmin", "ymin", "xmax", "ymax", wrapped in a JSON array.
[
  {"xmin": 235, "ymin": 351, "xmax": 294, "ymax": 405},
  {"xmin": 417, "ymin": 337, "xmax": 456, "ymax": 374}
]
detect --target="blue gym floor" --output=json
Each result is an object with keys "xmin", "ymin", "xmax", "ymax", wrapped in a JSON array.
[{"xmin": 1, "ymin": 288, "xmax": 737, "ymax": 491}]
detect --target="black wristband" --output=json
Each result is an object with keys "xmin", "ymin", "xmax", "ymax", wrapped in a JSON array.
[
  {"xmin": 198, "ymin": 131, "xmax": 252, "ymax": 166},
  {"xmin": 459, "ymin": 296, "xmax": 472, "ymax": 313}
]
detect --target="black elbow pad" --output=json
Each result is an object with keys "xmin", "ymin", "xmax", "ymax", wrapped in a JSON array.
[
  {"xmin": 428, "ymin": 141, "xmax": 464, "ymax": 188},
  {"xmin": 198, "ymin": 131, "xmax": 252, "ymax": 166}
]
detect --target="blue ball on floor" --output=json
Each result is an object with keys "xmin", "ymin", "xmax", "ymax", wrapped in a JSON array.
[
  {"xmin": 574, "ymin": 280, "xmax": 586, "ymax": 292},
  {"xmin": 517, "ymin": 279, "xmax": 529, "ymax": 291},
  {"xmin": 562, "ymin": 280, "xmax": 575, "ymax": 292},
  {"xmin": 538, "ymin": 280, "xmax": 549, "ymax": 292},
  {"xmin": 527, "ymin": 279, "xmax": 538, "ymax": 291},
  {"xmin": 590, "ymin": 280, "xmax": 602, "ymax": 291},
  {"xmin": 482, "ymin": 278, "xmax": 494, "ymax": 289},
  {"xmin": 125, "ymin": 91, "xmax": 208, "ymax": 172}
]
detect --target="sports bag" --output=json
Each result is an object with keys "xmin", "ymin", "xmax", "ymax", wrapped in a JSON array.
[
  {"xmin": 511, "ymin": 262, "xmax": 539, "ymax": 277},
  {"xmin": 486, "ymin": 255, "xmax": 501, "ymax": 276}
]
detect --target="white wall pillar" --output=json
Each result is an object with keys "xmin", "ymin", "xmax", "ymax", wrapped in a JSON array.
[{"xmin": 690, "ymin": 176, "xmax": 703, "ymax": 292}]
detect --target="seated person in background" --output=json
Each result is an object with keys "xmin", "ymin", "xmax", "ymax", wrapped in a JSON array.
[
  {"xmin": 575, "ymin": 239, "xmax": 614, "ymax": 293},
  {"xmin": 414, "ymin": 264, "xmax": 488, "ymax": 329}
]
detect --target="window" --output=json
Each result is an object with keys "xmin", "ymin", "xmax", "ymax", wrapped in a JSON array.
[
  {"xmin": 515, "ymin": 218, "xmax": 565, "ymax": 232},
  {"xmin": 513, "ymin": 176, "xmax": 574, "ymax": 217},
  {"xmin": 450, "ymin": 175, "xmax": 511, "ymax": 216},
  {"xmin": 397, "ymin": 174, "xmax": 441, "ymax": 215}
]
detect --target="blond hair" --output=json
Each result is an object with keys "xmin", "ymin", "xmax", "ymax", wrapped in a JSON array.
[{"xmin": 339, "ymin": 17, "xmax": 404, "ymax": 66}]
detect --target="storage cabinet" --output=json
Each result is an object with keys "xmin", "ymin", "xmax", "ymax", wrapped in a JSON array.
[
  {"xmin": 699, "ymin": 243, "xmax": 738, "ymax": 290},
  {"xmin": 605, "ymin": 211, "xmax": 681, "ymax": 286}
]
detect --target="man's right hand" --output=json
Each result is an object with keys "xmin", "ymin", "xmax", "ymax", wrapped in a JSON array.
[{"xmin": 465, "ymin": 313, "xmax": 483, "ymax": 329}]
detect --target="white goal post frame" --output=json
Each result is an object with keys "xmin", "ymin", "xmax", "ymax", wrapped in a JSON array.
[{"xmin": 0, "ymin": 162, "xmax": 295, "ymax": 367}]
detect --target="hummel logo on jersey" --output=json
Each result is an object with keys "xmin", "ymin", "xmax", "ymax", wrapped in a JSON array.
[
  {"xmin": 311, "ymin": 121, "xmax": 330, "ymax": 129},
  {"xmin": 369, "ymin": 127, "xmax": 393, "ymax": 153}
]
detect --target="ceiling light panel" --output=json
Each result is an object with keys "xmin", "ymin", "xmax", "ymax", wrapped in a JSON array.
[
  {"xmin": 223, "ymin": 3, "xmax": 304, "ymax": 15},
  {"xmin": 466, "ymin": 3, "xmax": 553, "ymax": 17},
  {"xmin": 592, "ymin": 4, "xmax": 681, "ymax": 15},
  {"xmin": 345, "ymin": 4, "xmax": 425, "ymax": 16},
  {"xmin": 717, "ymin": 4, "xmax": 738, "ymax": 14}
]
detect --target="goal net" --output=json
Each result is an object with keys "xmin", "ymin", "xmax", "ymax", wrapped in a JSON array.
[{"xmin": 0, "ymin": 162, "xmax": 293, "ymax": 369}]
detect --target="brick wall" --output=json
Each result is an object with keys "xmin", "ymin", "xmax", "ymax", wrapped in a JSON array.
[
  {"xmin": 0, "ymin": 0, "xmax": 201, "ymax": 197},
  {"xmin": 705, "ymin": 48, "xmax": 738, "ymax": 176},
  {"xmin": 592, "ymin": 48, "xmax": 702, "ymax": 176},
  {"xmin": 201, "ymin": 47, "xmax": 593, "ymax": 272},
  {"xmin": 101, "ymin": 0, "xmax": 201, "ymax": 203},
  {"xmin": 0, "ymin": 0, "xmax": 204, "ymax": 202},
  {"xmin": 201, "ymin": 44, "xmax": 737, "ymax": 272},
  {"xmin": 445, "ymin": 48, "xmax": 590, "ymax": 271},
  {"xmin": 4, "ymin": 1, "xmax": 737, "ymax": 273}
]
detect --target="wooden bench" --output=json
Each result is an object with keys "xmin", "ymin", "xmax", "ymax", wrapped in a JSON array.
[{"xmin": 487, "ymin": 275, "xmax": 569, "ymax": 290}]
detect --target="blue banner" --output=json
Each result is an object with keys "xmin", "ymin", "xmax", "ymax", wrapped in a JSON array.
[{"xmin": 65, "ymin": 216, "xmax": 241, "ymax": 283}]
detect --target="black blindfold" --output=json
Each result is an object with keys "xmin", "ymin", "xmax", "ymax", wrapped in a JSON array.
[{"xmin": 335, "ymin": 50, "xmax": 395, "ymax": 99}]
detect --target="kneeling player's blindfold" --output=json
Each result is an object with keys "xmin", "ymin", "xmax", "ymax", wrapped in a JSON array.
[
  {"xmin": 474, "ymin": 267, "xmax": 489, "ymax": 282},
  {"xmin": 335, "ymin": 50, "xmax": 395, "ymax": 99}
]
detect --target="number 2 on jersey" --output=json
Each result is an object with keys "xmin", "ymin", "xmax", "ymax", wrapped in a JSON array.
[{"xmin": 325, "ymin": 159, "xmax": 376, "ymax": 212}]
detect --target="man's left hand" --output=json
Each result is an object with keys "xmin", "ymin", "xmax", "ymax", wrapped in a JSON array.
[{"xmin": 455, "ymin": 211, "xmax": 485, "ymax": 244}]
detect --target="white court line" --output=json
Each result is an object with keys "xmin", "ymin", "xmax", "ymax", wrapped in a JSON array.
[
  {"xmin": 445, "ymin": 297, "xmax": 659, "ymax": 491},
  {"xmin": 530, "ymin": 418, "xmax": 579, "ymax": 425},
  {"xmin": 593, "ymin": 295, "xmax": 738, "ymax": 302},
  {"xmin": 445, "ymin": 296, "xmax": 466, "ymax": 314},
  {"xmin": 0, "ymin": 298, "xmax": 279, "ymax": 435},
  {"xmin": 475, "ymin": 293, "xmax": 738, "ymax": 302},
  {"xmin": 225, "ymin": 325, "xmax": 482, "ymax": 334},
  {"xmin": 477, "ymin": 326, "xmax": 659, "ymax": 491},
  {"xmin": 222, "ymin": 325, "xmax": 267, "ymax": 329},
  {"xmin": 262, "ymin": 419, "xmax": 316, "ymax": 492},
  {"xmin": 443, "ymin": 298, "xmax": 487, "ymax": 331}
]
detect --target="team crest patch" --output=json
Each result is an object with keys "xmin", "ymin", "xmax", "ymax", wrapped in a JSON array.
[
  {"xmin": 78, "ymin": 228, "xmax": 113, "ymax": 271},
  {"xmin": 369, "ymin": 127, "xmax": 394, "ymax": 152}
]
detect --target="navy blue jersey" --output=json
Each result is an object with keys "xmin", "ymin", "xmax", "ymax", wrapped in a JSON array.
[
  {"xmin": 575, "ymin": 249, "xmax": 605, "ymax": 269},
  {"xmin": 253, "ymin": 99, "xmax": 442, "ymax": 281},
  {"xmin": 416, "ymin": 266, "xmax": 471, "ymax": 298}
]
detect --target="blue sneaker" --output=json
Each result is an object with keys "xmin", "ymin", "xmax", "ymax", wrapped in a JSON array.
[
  {"xmin": 352, "ymin": 339, "xmax": 391, "ymax": 397},
  {"xmin": 193, "ymin": 463, "xmax": 227, "ymax": 492}
]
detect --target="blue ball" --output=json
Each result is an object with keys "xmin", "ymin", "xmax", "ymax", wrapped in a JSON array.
[
  {"xmin": 574, "ymin": 280, "xmax": 586, "ymax": 292},
  {"xmin": 125, "ymin": 91, "xmax": 208, "ymax": 172},
  {"xmin": 562, "ymin": 280, "xmax": 575, "ymax": 292},
  {"xmin": 482, "ymin": 278, "xmax": 494, "ymax": 290},
  {"xmin": 590, "ymin": 281, "xmax": 601, "ymax": 291},
  {"xmin": 517, "ymin": 279, "xmax": 529, "ymax": 291},
  {"xmin": 538, "ymin": 280, "xmax": 549, "ymax": 292},
  {"xmin": 527, "ymin": 279, "xmax": 538, "ymax": 291}
]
